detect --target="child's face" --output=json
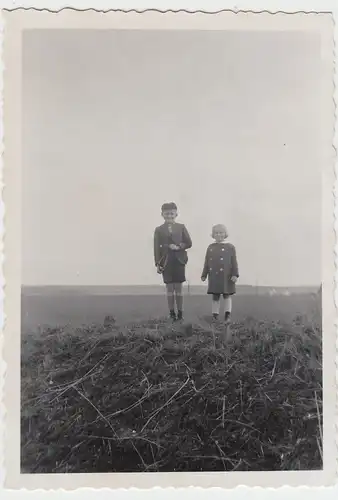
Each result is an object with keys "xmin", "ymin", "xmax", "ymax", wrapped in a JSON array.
[
  {"xmin": 213, "ymin": 231, "xmax": 226, "ymax": 243},
  {"xmin": 162, "ymin": 209, "xmax": 177, "ymax": 223}
]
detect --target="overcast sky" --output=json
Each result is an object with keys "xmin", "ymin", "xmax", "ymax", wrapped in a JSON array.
[{"xmin": 22, "ymin": 29, "xmax": 322, "ymax": 286}]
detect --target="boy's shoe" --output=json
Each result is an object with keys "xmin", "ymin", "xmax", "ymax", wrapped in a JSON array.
[
  {"xmin": 177, "ymin": 310, "xmax": 184, "ymax": 321},
  {"xmin": 224, "ymin": 311, "xmax": 231, "ymax": 323},
  {"xmin": 169, "ymin": 310, "xmax": 177, "ymax": 321},
  {"xmin": 212, "ymin": 313, "xmax": 219, "ymax": 321}
]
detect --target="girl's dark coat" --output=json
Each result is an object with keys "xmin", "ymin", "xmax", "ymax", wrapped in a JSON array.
[
  {"xmin": 154, "ymin": 223, "xmax": 192, "ymax": 282},
  {"xmin": 201, "ymin": 242, "xmax": 239, "ymax": 295}
]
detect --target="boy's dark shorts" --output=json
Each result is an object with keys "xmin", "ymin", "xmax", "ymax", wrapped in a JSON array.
[{"xmin": 163, "ymin": 261, "xmax": 186, "ymax": 284}]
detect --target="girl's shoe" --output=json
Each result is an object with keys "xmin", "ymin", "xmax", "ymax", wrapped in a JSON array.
[
  {"xmin": 177, "ymin": 310, "xmax": 183, "ymax": 321},
  {"xmin": 224, "ymin": 311, "xmax": 231, "ymax": 323},
  {"xmin": 212, "ymin": 313, "xmax": 219, "ymax": 321},
  {"xmin": 169, "ymin": 310, "xmax": 177, "ymax": 321}
]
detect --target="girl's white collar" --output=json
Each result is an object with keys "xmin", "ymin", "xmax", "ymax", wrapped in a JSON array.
[{"xmin": 215, "ymin": 240, "xmax": 232, "ymax": 245}]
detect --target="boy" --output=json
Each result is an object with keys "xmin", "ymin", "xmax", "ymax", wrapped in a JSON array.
[{"xmin": 154, "ymin": 202, "xmax": 192, "ymax": 321}]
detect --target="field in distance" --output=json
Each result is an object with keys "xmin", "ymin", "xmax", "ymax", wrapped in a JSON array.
[
  {"xmin": 21, "ymin": 285, "xmax": 320, "ymax": 334},
  {"xmin": 22, "ymin": 284, "xmax": 318, "ymax": 296}
]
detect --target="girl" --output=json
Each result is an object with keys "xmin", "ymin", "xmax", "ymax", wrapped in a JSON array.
[
  {"xmin": 154, "ymin": 202, "xmax": 192, "ymax": 321},
  {"xmin": 201, "ymin": 224, "xmax": 239, "ymax": 322}
]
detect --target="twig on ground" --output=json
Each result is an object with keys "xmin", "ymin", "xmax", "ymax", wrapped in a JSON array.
[
  {"xmin": 106, "ymin": 385, "xmax": 152, "ymax": 420},
  {"xmin": 48, "ymin": 352, "xmax": 112, "ymax": 403},
  {"xmin": 141, "ymin": 375, "xmax": 190, "ymax": 433},
  {"xmin": 73, "ymin": 386, "xmax": 118, "ymax": 438}
]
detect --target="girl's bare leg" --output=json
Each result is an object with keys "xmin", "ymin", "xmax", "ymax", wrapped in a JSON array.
[{"xmin": 212, "ymin": 294, "xmax": 221, "ymax": 319}]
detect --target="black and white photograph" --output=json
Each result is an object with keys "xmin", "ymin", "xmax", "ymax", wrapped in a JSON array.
[{"xmin": 2, "ymin": 9, "xmax": 336, "ymax": 490}]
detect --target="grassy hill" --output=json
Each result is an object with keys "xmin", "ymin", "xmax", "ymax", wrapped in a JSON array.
[{"xmin": 21, "ymin": 312, "xmax": 322, "ymax": 473}]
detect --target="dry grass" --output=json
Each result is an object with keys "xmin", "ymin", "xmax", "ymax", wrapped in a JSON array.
[{"xmin": 21, "ymin": 313, "xmax": 322, "ymax": 473}]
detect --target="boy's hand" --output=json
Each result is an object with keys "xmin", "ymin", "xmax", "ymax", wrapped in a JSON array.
[
  {"xmin": 201, "ymin": 276, "xmax": 207, "ymax": 282},
  {"xmin": 231, "ymin": 276, "xmax": 238, "ymax": 283},
  {"xmin": 157, "ymin": 265, "xmax": 163, "ymax": 274},
  {"xmin": 169, "ymin": 244, "xmax": 180, "ymax": 250}
]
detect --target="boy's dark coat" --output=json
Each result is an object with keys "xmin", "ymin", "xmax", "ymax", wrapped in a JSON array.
[{"xmin": 154, "ymin": 222, "xmax": 192, "ymax": 269}]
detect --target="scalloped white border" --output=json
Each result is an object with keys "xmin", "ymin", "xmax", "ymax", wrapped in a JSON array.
[
  {"xmin": 0, "ymin": 0, "xmax": 335, "ymax": 13},
  {"xmin": 0, "ymin": 1, "xmax": 337, "ymax": 496}
]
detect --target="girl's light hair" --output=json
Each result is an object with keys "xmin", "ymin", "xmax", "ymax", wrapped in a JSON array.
[{"xmin": 211, "ymin": 224, "xmax": 228, "ymax": 238}]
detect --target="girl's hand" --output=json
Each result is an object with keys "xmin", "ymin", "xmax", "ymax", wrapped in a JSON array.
[
  {"xmin": 157, "ymin": 265, "xmax": 163, "ymax": 274},
  {"xmin": 201, "ymin": 276, "xmax": 207, "ymax": 282},
  {"xmin": 169, "ymin": 244, "xmax": 180, "ymax": 250},
  {"xmin": 231, "ymin": 276, "xmax": 238, "ymax": 283}
]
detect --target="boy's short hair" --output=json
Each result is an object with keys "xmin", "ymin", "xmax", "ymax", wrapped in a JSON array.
[
  {"xmin": 212, "ymin": 224, "xmax": 228, "ymax": 237},
  {"xmin": 161, "ymin": 202, "xmax": 177, "ymax": 212}
]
